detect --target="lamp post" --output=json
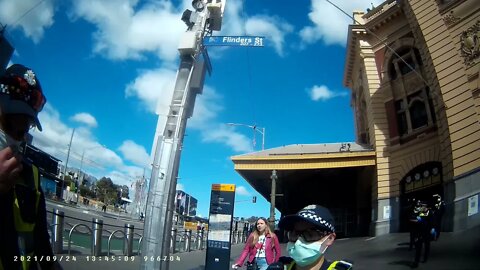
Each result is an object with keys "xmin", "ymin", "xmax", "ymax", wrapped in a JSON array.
[
  {"xmin": 61, "ymin": 128, "xmax": 75, "ymax": 201},
  {"xmin": 226, "ymin": 123, "xmax": 265, "ymax": 150}
]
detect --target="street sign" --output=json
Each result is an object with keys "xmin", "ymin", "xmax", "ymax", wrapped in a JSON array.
[
  {"xmin": 203, "ymin": 36, "xmax": 265, "ymax": 47},
  {"xmin": 205, "ymin": 184, "xmax": 235, "ymax": 270}
]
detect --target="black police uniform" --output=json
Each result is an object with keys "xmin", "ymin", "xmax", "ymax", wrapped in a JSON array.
[
  {"xmin": 0, "ymin": 163, "xmax": 55, "ymax": 270},
  {"xmin": 267, "ymin": 256, "xmax": 353, "ymax": 270},
  {"xmin": 410, "ymin": 204, "xmax": 432, "ymax": 267}
]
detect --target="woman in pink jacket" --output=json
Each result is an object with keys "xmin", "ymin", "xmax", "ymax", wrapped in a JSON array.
[{"xmin": 232, "ymin": 218, "xmax": 281, "ymax": 270}]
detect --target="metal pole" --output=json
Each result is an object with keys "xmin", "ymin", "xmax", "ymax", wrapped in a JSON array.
[
  {"xmin": 92, "ymin": 218, "xmax": 103, "ymax": 256},
  {"xmin": 170, "ymin": 228, "xmax": 177, "ymax": 253},
  {"xmin": 141, "ymin": 2, "xmax": 223, "ymax": 269},
  {"xmin": 269, "ymin": 170, "xmax": 277, "ymax": 230},
  {"xmin": 141, "ymin": 56, "xmax": 195, "ymax": 270},
  {"xmin": 51, "ymin": 209, "xmax": 64, "ymax": 253},
  {"xmin": 124, "ymin": 224, "xmax": 134, "ymax": 256},
  {"xmin": 184, "ymin": 229, "xmax": 192, "ymax": 252},
  {"xmin": 61, "ymin": 128, "xmax": 75, "ymax": 201},
  {"xmin": 196, "ymin": 229, "xmax": 204, "ymax": 250}
]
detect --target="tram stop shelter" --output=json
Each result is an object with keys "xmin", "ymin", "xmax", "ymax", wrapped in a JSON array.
[{"xmin": 231, "ymin": 143, "xmax": 376, "ymax": 238}]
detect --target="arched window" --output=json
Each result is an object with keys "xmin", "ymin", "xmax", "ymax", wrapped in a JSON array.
[{"xmin": 385, "ymin": 47, "xmax": 436, "ymax": 144}]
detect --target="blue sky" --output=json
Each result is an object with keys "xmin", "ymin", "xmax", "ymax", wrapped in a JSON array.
[{"xmin": 0, "ymin": 0, "xmax": 382, "ymax": 218}]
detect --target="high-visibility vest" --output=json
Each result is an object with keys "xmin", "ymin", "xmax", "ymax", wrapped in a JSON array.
[
  {"xmin": 286, "ymin": 259, "xmax": 353, "ymax": 270},
  {"xmin": 0, "ymin": 165, "xmax": 41, "ymax": 270}
]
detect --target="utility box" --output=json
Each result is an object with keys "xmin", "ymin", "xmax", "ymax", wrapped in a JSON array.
[
  {"xmin": 207, "ymin": 0, "xmax": 226, "ymax": 31},
  {"xmin": 178, "ymin": 31, "xmax": 197, "ymax": 56}
]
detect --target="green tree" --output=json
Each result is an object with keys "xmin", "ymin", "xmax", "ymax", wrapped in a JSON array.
[{"xmin": 96, "ymin": 177, "xmax": 115, "ymax": 203}]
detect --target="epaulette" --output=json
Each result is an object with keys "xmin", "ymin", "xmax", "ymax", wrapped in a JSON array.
[{"xmin": 328, "ymin": 260, "xmax": 353, "ymax": 270}]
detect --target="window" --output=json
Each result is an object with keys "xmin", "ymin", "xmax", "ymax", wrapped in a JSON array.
[
  {"xmin": 387, "ymin": 87, "xmax": 436, "ymax": 143},
  {"xmin": 388, "ymin": 48, "xmax": 423, "ymax": 81},
  {"xmin": 396, "ymin": 100, "xmax": 408, "ymax": 136},
  {"xmin": 410, "ymin": 100, "xmax": 428, "ymax": 129}
]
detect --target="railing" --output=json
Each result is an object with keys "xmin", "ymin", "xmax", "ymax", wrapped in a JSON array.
[{"xmin": 47, "ymin": 208, "xmax": 248, "ymax": 256}]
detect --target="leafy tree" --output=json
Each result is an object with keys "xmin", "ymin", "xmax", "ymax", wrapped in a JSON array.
[
  {"xmin": 79, "ymin": 185, "xmax": 95, "ymax": 198},
  {"xmin": 95, "ymin": 177, "xmax": 115, "ymax": 203},
  {"xmin": 246, "ymin": 216, "xmax": 260, "ymax": 223}
]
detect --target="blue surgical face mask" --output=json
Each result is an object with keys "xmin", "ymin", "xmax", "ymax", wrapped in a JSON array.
[{"xmin": 287, "ymin": 236, "xmax": 328, "ymax": 267}]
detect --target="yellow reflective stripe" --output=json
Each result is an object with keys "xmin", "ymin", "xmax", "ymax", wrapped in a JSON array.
[
  {"xmin": 327, "ymin": 260, "xmax": 353, "ymax": 270},
  {"xmin": 287, "ymin": 262, "xmax": 295, "ymax": 270},
  {"xmin": 327, "ymin": 261, "xmax": 338, "ymax": 270},
  {"xmin": 32, "ymin": 165, "xmax": 40, "ymax": 211}
]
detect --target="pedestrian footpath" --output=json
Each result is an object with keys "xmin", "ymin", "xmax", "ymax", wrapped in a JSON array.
[{"xmin": 56, "ymin": 225, "xmax": 479, "ymax": 270}]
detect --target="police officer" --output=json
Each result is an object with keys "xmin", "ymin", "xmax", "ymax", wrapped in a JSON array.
[
  {"xmin": 430, "ymin": 194, "xmax": 445, "ymax": 241},
  {"xmin": 410, "ymin": 200, "xmax": 431, "ymax": 268},
  {"xmin": 267, "ymin": 205, "xmax": 352, "ymax": 270},
  {"xmin": 407, "ymin": 198, "xmax": 417, "ymax": 250},
  {"xmin": 0, "ymin": 64, "xmax": 62, "ymax": 269}
]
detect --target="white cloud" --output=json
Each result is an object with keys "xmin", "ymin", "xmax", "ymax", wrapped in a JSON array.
[
  {"xmin": 219, "ymin": 0, "xmax": 294, "ymax": 57},
  {"xmin": 125, "ymin": 68, "xmax": 176, "ymax": 114},
  {"xmin": 126, "ymin": 71, "xmax": 253, "ymax": 153},
  {"xmin": 300, "ymin": 0, "xmax": 384, "ymax": 46},
  {"xmin": 70, "ymin": 0, "xmax": 186, "ymax": 61},
  {"xmin": 0, "ymin": 0, "xmax": 54, "ymax": 43},
  {"xmin": 188, "ymin": 87, "xmax": 253, "ymax": 152},
  {"xmin": 32, "ymin": 104, "xmax": 144, "ymax": 187},
  {"xmin": 236, "ymin": 186, "xmax": 251, "ymax": 196},
  {"xmin": 309, "ymin": 85, "xmax": 347, "ymax": 101},
  {"xmin": 118, "ymin": 140, "xmax": 150, "ymax": 167},
  {"xmin": 71, "ymin": 112, "xmax": 98, "ymax": 127},
  {"xmin": 245, "ymin": 15, "xmax": 293, "ymax": 56}
]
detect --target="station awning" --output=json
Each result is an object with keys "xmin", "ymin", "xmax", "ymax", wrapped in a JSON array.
[{"xmin": 231, "ymin": 143, "xmax": 376, "ymax": 214}]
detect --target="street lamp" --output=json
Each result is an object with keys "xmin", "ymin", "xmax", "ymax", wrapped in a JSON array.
[{"xmin": 226, "ymin": 122, "xmax": 266, "ymax": 150}]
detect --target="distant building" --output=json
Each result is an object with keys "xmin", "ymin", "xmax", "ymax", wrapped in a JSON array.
[{"xmin": 175, "ymin": 190, "xmax": 197, "ymax": 216}]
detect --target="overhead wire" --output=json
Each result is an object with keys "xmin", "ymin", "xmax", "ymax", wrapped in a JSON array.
[
  {"xmin": 325, "ymin": 0, "xmax": 430, "ymax": 87},
  {"xmin": 7, "ymin": 0, "xmax": 46, "ymax": 30},
  {"xmin": 240, "ymin": 0, "xmax": 260, "ymax": 148}
]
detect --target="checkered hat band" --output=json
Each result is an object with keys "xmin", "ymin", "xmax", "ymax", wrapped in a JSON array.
[{"xmin": 299, "ymin": 212, "xmax": 335, "ymax": 232}]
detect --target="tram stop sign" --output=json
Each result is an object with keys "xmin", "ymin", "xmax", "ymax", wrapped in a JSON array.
[{"xmin": 205, "ymin": 184, "xmax": 235, "ymax": 270}]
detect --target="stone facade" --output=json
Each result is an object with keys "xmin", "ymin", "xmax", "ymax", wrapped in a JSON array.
[{"xmin": 344, "ymin": 0, "xmax": 480, "ymax": 235}]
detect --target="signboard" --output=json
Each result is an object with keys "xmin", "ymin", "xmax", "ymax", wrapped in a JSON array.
[
  {"xmin": 203, "ymin": 36, "xmax": 265, "ymax": 47},
  {"xmin": 175, "ymin": 190, "xmax": 198, "ymax": 216},
  {"xmin": 205, "ymin": 184, "xmax": 235, "ymax": 270},
  {"xmin": 383, "ymin": 205, "xmax": 391, "ymax": 220},
  {"xmin": 468, "ymin": 194, "xmax": 478, "ymax": 217}
]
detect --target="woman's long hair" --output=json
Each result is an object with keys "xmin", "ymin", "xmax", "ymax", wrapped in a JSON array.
[{"xmin": 249, "ymin": 217, "xmax": 276, "ymax": 248}]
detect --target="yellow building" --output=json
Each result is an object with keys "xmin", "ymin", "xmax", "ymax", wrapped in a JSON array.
[
  {"xmin": 231, "ymin": 0, "xmax": 479, "ymax": 237},
  {"xmin": 344, "ymin": 0, "xmax": 480, "ymax": 234}
]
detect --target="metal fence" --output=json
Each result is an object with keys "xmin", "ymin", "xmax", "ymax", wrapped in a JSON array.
[{"xmin": 47, "ymin": 208, "xmax": 247, "ymax": 256}]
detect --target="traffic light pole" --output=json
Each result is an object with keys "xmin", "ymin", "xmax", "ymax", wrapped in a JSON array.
[{"xmin": 141, "ymin": 2, "xmax": 225, "ymax": 269}]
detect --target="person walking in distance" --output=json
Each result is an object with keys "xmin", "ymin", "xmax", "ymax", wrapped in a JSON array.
[
  {"xmin": 0, "ymin": 64, "xmax": 62, "ymax": 269},
  {"xmin": 232, "ymin": 217, "xmax": 281, "ymax": 270}
]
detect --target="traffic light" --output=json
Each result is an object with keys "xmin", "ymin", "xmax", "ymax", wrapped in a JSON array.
[{"xmin": 252, "ymin": 196, "xmax": 257, "ymax": 203}]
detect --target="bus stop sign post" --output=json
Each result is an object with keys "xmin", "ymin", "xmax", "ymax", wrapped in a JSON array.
[{"xmin": 205, "ymin": 184, "xmax": 235, "ymax": 270}]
